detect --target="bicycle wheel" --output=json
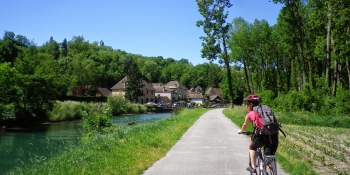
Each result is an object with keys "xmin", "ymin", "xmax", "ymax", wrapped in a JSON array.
[
  {"xmin": 257, "ymin": 157, "xmax": 267, "ymax": 175},
  {"xmin": 267, "ymin": 159, "xmax": 277, "ymax": 175}
]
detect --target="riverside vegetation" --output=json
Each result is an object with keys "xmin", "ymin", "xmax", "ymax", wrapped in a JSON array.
[
  {"xmin": 223, "ymin": 106, "xmax": 350, "ymax": 175},
  {"xmin": 6, "ymin": 107, "xmax": 209, "ymax": 175}
]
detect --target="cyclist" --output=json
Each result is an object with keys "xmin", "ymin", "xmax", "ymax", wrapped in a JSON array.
[{"xmin": 237, "ymin": 94, "xmax": 279, "ymax": 173}]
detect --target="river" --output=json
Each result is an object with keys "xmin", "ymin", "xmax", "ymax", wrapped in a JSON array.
[{"xmin": 0, "ymin": 112, "xmax": 173, "ymax": 174}]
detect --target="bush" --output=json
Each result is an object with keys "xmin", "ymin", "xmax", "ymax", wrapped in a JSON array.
[
  {"xmin": 48, "ymin": 101, "xmax": 108, "ymax": 122},
  {"xmin": 126, "ymin": 104, "xmax": 141, "ymax": 114},
  {"xmin": 82, "ymin": 111, "xmax": 114, "ymax": 135},
  {"xmin": 333, "ymin": 88, "xmax": 350, "ymax": 115},
  {"xmin": 259, "ymin": 90, "xmax": 276, "ymax": 105},
  {"xmin": 107, "ymin": 95, "xmax": 128, "ymax": 115}
]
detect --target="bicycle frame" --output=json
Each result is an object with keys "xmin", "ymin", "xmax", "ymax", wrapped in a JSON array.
[
  {"xmin": 242, "ymin": 132, "xmax": 278, "ymax": 175},
  {"xmin": 255, "ymin": 147, "xmax": 277, "ymax": 175}
]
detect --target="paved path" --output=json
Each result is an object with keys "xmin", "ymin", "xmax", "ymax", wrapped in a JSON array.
[{"xmin": 143, "ymin": 109, "xmax": 288, "ymax": 175}]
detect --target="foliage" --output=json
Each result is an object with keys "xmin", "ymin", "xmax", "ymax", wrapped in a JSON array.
[
  {"xmin": 82, "ymin": 111, "xmax": 113, "ymax": 135},
  {"xmin": 258, "ymin": 90, "xmax": 277, "ymax": 106},
  {"xmin": 125, "ymin": 104, "xmax": 147, "ymax": 114},
  {"xmin": 3, "ymin": 0, "xmax": 350, "ymax": 125},
  {"xmin": 107, "ymin": 95, "xmax": 128, "ymax": 115},
  {"xmin": 48, "ymin": 101, "xmax": 108, "ymax": 122},
  {"xmin": 196, "ymin": 0, "xmax": 235, "ymax": 107},
  {"xmin": 122, "ymin": 55, "xmax": 144, "ymax": 103}
]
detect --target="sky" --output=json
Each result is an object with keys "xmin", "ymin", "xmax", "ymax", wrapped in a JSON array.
[{"xmin": 1, "ymin": 0, "xmax": 283, "ymax": 66}]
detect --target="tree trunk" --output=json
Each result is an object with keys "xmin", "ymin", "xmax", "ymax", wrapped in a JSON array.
[
  {"xmin": 222, "ymin": 37, "xmax": 235, "ymax": 108},
  {"xmin": 326, "ymin": 4, "xmax": 332, "ymax": 88},
  {"xmin": 243, "ymin": 58, "xmax": 252, "ymax": 93},
  {"xmin": 346, "ymin": 23, "xmax": 350, "ymax": 91},
  {"xmin": 333, "ymin": 59, "xmax": 338, "ymax": 96}
]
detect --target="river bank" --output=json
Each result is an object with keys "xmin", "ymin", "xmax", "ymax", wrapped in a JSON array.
[
  {"xmin": 5, "ymin": 108, "xmax": 209, "ymax": 175},
  {"xmin": 1, "ymin": 112, "xmax": 174, "ymax": 174}
]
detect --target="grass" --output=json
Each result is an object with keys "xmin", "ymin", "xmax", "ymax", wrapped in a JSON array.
[
  {"xmin": 48, "ymin": 101, "xmax": 158, "ymax": 122},
  {"xmin": 7, "ymin": 108, "xmax": 209, "ymax": 175},
  {"xmin": 223, "ymin": 106, "xmax": 350, "ymax": 175}
]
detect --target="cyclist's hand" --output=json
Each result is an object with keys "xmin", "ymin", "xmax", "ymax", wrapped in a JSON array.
[{"xmin": 238, "ymin": 130, "xmax": 243, "ymax": 134}]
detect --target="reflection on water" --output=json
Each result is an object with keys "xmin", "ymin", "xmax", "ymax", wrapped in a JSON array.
[
  {"xmin": 0, "ymin": 113, "xmax": 172, "ymax": 174},
  {"xmin": 0, "ymin": 121, "xmax": 82, "ymax": 174},
  {"xmin": 111, "ymin": 113, "xmax": 173, "ymax": 124}
]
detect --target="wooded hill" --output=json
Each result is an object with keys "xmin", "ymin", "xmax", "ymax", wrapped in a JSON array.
[{"xmin": 1, "ymin": 0, "xmax": 350, "ymax": 125}]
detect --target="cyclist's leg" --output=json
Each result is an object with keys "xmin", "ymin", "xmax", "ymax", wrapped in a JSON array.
[
  {"xmin": 248, "ymin": 135, "xmax": 264, "ymax": 172},
  {"xmin": 270, "ymin": 133, "xmax": 279, "ymax": 155},
  {"xmin": 266, "ymin": 134, "xmax": 279, "ymax": 175}
]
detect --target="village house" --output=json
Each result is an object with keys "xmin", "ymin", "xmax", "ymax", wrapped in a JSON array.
[
  {"xmin": 187, "ymin": 86, "xmax": 204, "ymax": 104},
  {"xmin": 110, "ymin": 76, "xmax": 155, "ymax": 104},
  {"xmin": 152, "ymin": 80, "xmax": 188, "ymax": 103},
  {"xmin": 205, "ymin": 87, "xmax": 223, "ymax": 104},
  {"xmin": 152, "ymin": 83, "xmax": 172, "ymax": 104},
  {"xmin": 164, "ymin": 80, "xmax": 188, "ymax": 102}
]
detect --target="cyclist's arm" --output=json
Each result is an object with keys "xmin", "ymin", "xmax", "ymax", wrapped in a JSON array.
[{"xmin": 238, "ymin": 115, "xmax": 251, "ymax": 134}]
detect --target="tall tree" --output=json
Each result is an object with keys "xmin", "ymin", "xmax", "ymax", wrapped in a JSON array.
[
  {"xmin": 60, "ymin": 38, "xmax": 68, "ymax": 57},
  {"xmin": 0, "ymin": 31, "xmax": 19, "ymax": 66},
  {"xmin": 122, "ymin": 55, "xmax": 144, "ymax": 103},
  {"xmin": 196, "ymin": 0, "xmax": 235, "ymax": 107}
]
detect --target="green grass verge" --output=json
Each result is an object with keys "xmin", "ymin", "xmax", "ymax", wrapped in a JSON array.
[{"xmin": 7, "ymin": 108, "xmax": 209, "ymax": 175}]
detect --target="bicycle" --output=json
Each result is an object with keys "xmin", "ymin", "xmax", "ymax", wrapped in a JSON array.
[{"xmin": 240, "ymin": 132, "xmax": 278, "ymax": 175}]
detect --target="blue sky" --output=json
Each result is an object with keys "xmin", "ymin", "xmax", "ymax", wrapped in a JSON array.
[{"xmin": 1, "ymin": 0, "xmax": 283, "ymax": 65}]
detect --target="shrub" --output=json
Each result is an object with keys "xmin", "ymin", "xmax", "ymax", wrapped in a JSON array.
[
  {"xmin": 333, "ymin": 88, "xmax": 350, "ymax": 115},
  {"xmin": 259, "ymin": 90, "xmax": 276, "ymax": 105},
  {"xmin": 82, "ymin": 111, "xmax": 114, "ymax": 135},
  {"xmin": 126, "ymin": 104, "xmax": 140, "ymax": 114},
  {"xmin": 107, "ymin": 95, "xmax": 128, "ymax": 115}
]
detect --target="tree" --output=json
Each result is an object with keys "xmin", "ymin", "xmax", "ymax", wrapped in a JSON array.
[
  {"xmin": 140, "ymin": 60, "xmax": 161, "ymax": 83},
  {"xmin": 122, "ymin": 55, "xmax": 144, "ymax": 103},
  {"xmin": 196, "ymin": 0, "xmax": 235, "ymax": 107},
  {"xmin": 0, "ymin": 63, "xmax": 20, "ymax": 121},
  {"xmin": 0, "ymin": 31, "xmax": 19, "ymax": 66},
  {"xmin": 60, "ymin": 38, "xmax": 68, "ymax": 57}
]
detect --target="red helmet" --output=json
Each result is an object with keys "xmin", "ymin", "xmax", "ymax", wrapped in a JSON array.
[{"xmin": 244, "ymin": 94, "xmax": 261, "ymax": 103}]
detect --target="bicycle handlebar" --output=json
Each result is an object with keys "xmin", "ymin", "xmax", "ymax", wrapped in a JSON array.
[{"xmin": 239, "ymin": 131, "xmax": 253, "ymax": 135}]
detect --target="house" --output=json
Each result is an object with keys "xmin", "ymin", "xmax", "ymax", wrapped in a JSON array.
[
  {"xmin": 96, "ymin": 88, "xmax": 111, "ymax": 97},
  {"xmin": 164, "ymin": 80, "xmax": 188, "ymax": 102},
  {"xmin": 153, "ymin": 83, "xmax": 172, "ymax": 103},
  {"xmin": 110, "ymin": 76, "xmax": 156, "ymax": 104},
  {"xmin": 152, "ymin": 80, "xmax": 189, "ymax": 103},
  {"xmin": 187, "ymin": 86, "xmax": 204, "ymax": 104},
  {"xmin": 205, "ymin": 87, "xmax": 223, "ymax": 103}
]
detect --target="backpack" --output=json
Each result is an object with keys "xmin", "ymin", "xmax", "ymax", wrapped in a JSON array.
[{"xmin": 252, "ymin": 105, "xmax": 280, "ymax": 135}]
